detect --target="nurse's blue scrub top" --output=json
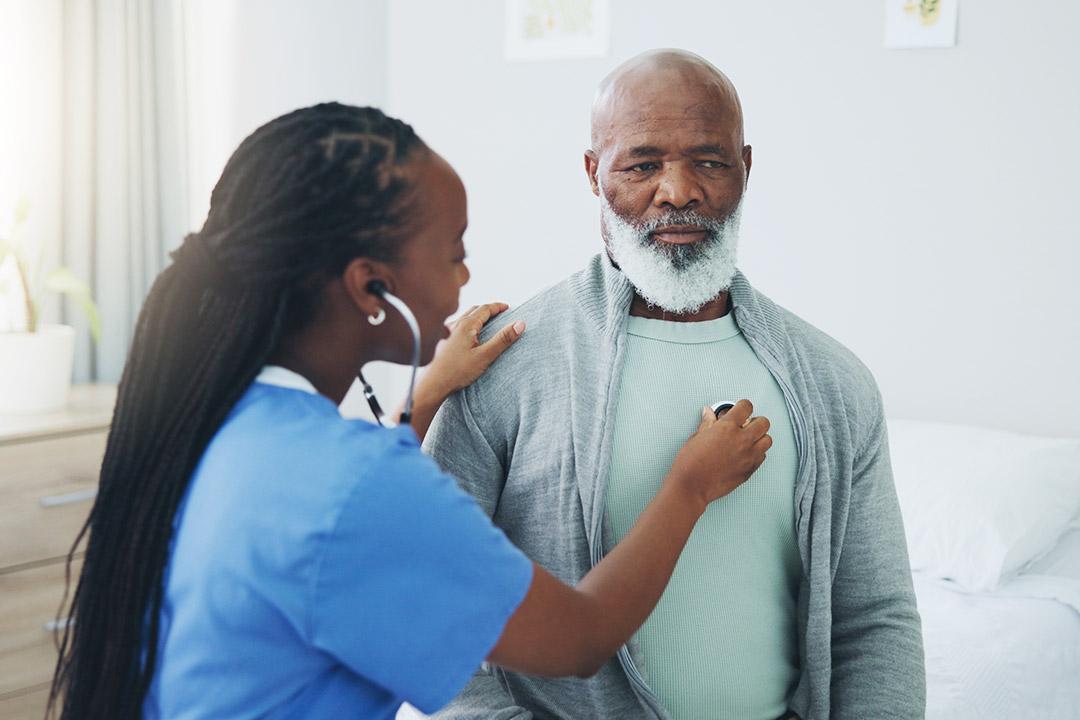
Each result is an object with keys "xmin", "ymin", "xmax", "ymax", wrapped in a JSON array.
[{"xmin": 143, "ymin": 367, "xmax": 533, "ymax": 719}]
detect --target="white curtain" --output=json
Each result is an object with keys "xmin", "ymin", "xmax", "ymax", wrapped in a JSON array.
[
  {"xmin": 61, "ymin": 0, "xmax": 190, "ymax": 382},
  {"xmin": 0, "ymin": 1, "xmax": 63, "ymax": 336}
]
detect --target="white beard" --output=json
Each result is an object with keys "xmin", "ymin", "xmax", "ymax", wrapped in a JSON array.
[{"xmin": 600, "ymin": 189, "xmax": 741, "ymax": 315}]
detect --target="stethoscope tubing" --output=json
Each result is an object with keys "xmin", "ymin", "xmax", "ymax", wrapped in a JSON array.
[{"xmin": 358, "ymin": 289, "xmax": 422, "ymax": 427}]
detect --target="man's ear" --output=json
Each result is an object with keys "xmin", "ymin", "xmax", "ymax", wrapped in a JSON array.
[
  {"xmin": 342, "ymin": 257, "xmax": 395, "ymax": 318},
  {"xmin": 584, "ymin": 150, "xmax": 601, "ymax": 197},
  {"xmin": 743, "ymin": 144, "xmax": 753, "ymax": 185}
]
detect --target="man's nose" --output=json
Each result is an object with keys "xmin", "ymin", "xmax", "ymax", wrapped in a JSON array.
[{"xmin": 653, "ymin": 164, "xmax": 704, "ymax": 209}]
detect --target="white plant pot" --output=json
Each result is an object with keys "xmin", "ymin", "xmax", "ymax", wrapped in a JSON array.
[{"xmin": 0, "ymin": 324, "xmax": 76, "ymax": 414}]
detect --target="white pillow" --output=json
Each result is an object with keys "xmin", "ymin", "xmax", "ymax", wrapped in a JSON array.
[{"xmin": 887, "ymin": 418, "xmax": 1080, "ymax": 592}]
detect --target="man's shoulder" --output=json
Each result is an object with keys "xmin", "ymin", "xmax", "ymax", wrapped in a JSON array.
[
  {"xmin": 744, "ymin": 289, "xmax": 886, "ymax": 456},
  {"xmin": 477, "ymin": 254, "xmax": 613, "ymax": 340},
  {"xmin": 461, "ymin": 265, "xmax": 599, "ymax": 404},
  {"xmin": 757, "ymin": 291, "xmax": 881, "ymax": 408},
  {"xmin": 783, "ymin": 305, "xmax": 870, "ymax": 370},
  {"xmin": 477, "ymin": 275, "xmax": 581, "ymax": 343}
]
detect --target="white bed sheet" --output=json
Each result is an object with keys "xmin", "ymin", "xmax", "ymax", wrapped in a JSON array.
[{"xmin": 915, "ymin": 529, "xmax": 1080, "ymax": 720}]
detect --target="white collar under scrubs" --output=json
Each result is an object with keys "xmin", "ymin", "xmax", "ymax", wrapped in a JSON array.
[{"xmin": 142, "ymin": 366, "xmax": 532, "ymax": 719}]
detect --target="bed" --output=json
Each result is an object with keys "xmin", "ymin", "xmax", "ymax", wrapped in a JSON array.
[
  {"xmin": 891, "ymin": 418, "xmax": 1080, "ymax": 719},
  {"xmin": 916, "ymin": 526, "xmax": 1080, "ymax": 719}
]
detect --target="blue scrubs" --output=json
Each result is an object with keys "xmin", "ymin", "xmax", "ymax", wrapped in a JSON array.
[{"xmin": 143, "ymin": 367, "xmax": 533, "ymax": 719}]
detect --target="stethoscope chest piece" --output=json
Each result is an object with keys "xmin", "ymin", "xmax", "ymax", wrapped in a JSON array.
[{"xmin": 711, "ymin": 400, "xmax": 737, "ymax": 418}]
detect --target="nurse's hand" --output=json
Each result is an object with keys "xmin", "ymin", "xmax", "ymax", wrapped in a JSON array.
[
  {"xmin": 666, "ymin": 399, "xmax": 771, "ymax": 511},
  {"xmin": 426, "ymin": 303, "xmax": 525, "ymax": 395},
  {"xmin": 404, "ymin": 302, "xmax": 524, "ymax": 440}
]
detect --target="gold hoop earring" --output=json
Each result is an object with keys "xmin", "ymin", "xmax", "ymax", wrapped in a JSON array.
[{"xmin": 368, "ymin": 307, "xmax": 386, "ymax": 326}]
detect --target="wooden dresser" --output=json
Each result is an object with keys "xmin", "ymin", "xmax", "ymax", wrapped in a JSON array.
[{"xmin": 0, "ymin": 385, "xmax": 115, "ymax": 720}]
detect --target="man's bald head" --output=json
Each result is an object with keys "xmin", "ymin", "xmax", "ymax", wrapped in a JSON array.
[{"xmin": 590, "ymin": 49, "xmax": 744, "ymax": 155}]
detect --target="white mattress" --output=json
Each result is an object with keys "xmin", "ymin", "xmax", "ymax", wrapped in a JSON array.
[{"xmin": 915, "ymin": 527, "xmax": 1080, "ymax": 720}]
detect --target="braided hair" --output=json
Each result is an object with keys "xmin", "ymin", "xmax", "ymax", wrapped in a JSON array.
[{"xmin": 48, "ymin": 103, "xmax": 425, "ymax": 719}]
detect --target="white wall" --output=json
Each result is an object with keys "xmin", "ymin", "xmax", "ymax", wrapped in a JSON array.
[
  {"xmin": 385, "ymin": 0, "xmax": 1080, "ymax": 437},
  {"xmin": 183, "ymin": 0, "xmax": 388, "ymax": 230}
]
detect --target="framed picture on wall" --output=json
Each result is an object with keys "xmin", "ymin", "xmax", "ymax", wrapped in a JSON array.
[
  {"xmin": 885, "ymin": 0, "xmax": 960, "ymax": 49},
  {"xmin": 504, "ymin": 0, "xmax": 610, "ymax": 61}
]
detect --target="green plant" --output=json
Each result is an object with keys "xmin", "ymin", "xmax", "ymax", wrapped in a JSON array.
[{"xmin": 0, "ymin": 198, "xmax": 101, "ymax": 342}]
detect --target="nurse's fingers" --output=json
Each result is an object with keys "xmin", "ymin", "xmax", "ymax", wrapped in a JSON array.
[
  {"xmin": 478, "ymin": 319, "xmax": 526, "ymax": 363},
  {"xmin": 722, "ymin": 399, "xmax": 754, "ymax": 427},
  {"xmin": 459, "ymin": 303, "xmax": 511, "ymax": 345},
  {"xmin": 466, "ymin": 302, "xmax": 510, "ymax": 329},
  {"xmin": 693, "ymin": 406, "xmax": 717, "ymax": 436},
  {"xmin": 744, "ymin": 415, "xmax": 771, "ymax": 439}
]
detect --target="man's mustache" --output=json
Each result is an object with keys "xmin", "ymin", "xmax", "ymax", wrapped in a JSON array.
[{"xmin": 631, "ymin": 210, "xmax": 724, "ymax": 235}]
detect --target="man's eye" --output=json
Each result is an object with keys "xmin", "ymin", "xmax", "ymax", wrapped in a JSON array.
[
  {"xmin": 699, "ymin": 160, "xmax": 730, "ymax": 169},
  {"xmin": 629, "ymin": 162, "xmax": 658, "ymax": 172}
]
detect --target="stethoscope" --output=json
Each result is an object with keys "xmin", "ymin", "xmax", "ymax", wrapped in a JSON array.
[
  {"xmin": 711, "ymin": 400, "xmax": 736, "ymax": 418},
  {"xmin": 357, "ymin": 280, "xmax": 421, "ymax": 427},
  {"xmin": 355, "ymin": 280, "xmax": 738, "ymax": 428}
]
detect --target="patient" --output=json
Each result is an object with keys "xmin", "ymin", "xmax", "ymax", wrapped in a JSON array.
[{"xmin": 425, "ymin": 49, "xmax": 925, "ymax": 720}]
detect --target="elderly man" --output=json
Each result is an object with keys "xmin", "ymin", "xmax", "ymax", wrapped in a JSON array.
[{"xmin": 425, "ymin": 49, "xmax": 925, "ymax": 720}]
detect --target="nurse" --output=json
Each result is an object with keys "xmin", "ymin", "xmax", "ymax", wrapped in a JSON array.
[{"xmin": 49, "ymin": 104, "xmax": 772, "ymax": 720}]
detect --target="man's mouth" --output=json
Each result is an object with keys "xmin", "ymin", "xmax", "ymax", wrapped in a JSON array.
[{"xmin": 650, "ymin": 225, "xmax": 708, "ymax": 245}]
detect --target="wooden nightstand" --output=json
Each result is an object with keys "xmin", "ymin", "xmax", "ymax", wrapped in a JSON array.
[{"xmin": 0, "ymin": 385, "xmax": 116, "ymax": 719}]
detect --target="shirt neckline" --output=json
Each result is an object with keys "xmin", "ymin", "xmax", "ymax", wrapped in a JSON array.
[
  {"xmin": 255, "ymin": 365, "xmax": 319, "ymax": 395},
  {"xmin": 626, "ymin": 311, "xmax": 741, "ymax": 344}
]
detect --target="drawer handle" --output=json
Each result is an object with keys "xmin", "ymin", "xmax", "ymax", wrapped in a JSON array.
[
  {"xmin": 45, "ymin": 617, "xmax": 73, "ymax": 632},
  {"xmin": 39, "ymin": 488, "xmax": 98, "ymax": 508}
]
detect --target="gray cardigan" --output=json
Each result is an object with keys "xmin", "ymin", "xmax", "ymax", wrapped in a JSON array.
[{"xmin": 424, "ymin": 254, "xmax": 925, "ymax": 720}]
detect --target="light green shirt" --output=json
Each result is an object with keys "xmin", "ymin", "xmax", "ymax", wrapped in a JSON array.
[{"xmin": 604, "ymin": 311, "xmax": 801, "ymax": 720}]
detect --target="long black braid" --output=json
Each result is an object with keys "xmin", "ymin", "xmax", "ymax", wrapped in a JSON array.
[{"xmin": 48, "ymin": 103, "xmax": 425, "ymax": 719}]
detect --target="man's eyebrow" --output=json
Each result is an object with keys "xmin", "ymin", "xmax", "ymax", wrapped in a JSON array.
[
  {"xmin": 619, "ymin": 144, "xmax": 730, "ymax": 158},
  {"xmin": 624, "ymin": 145, "xmax": 664, "ymax": 158},
  {"xmin": 687, "ymin": 144, "xmax": 730, "ymax": 156}
]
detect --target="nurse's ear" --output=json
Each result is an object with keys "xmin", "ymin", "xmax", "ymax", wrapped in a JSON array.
[{"xmin": 342, "ymin": 257, "xmax": 395, "ymax": 320}]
